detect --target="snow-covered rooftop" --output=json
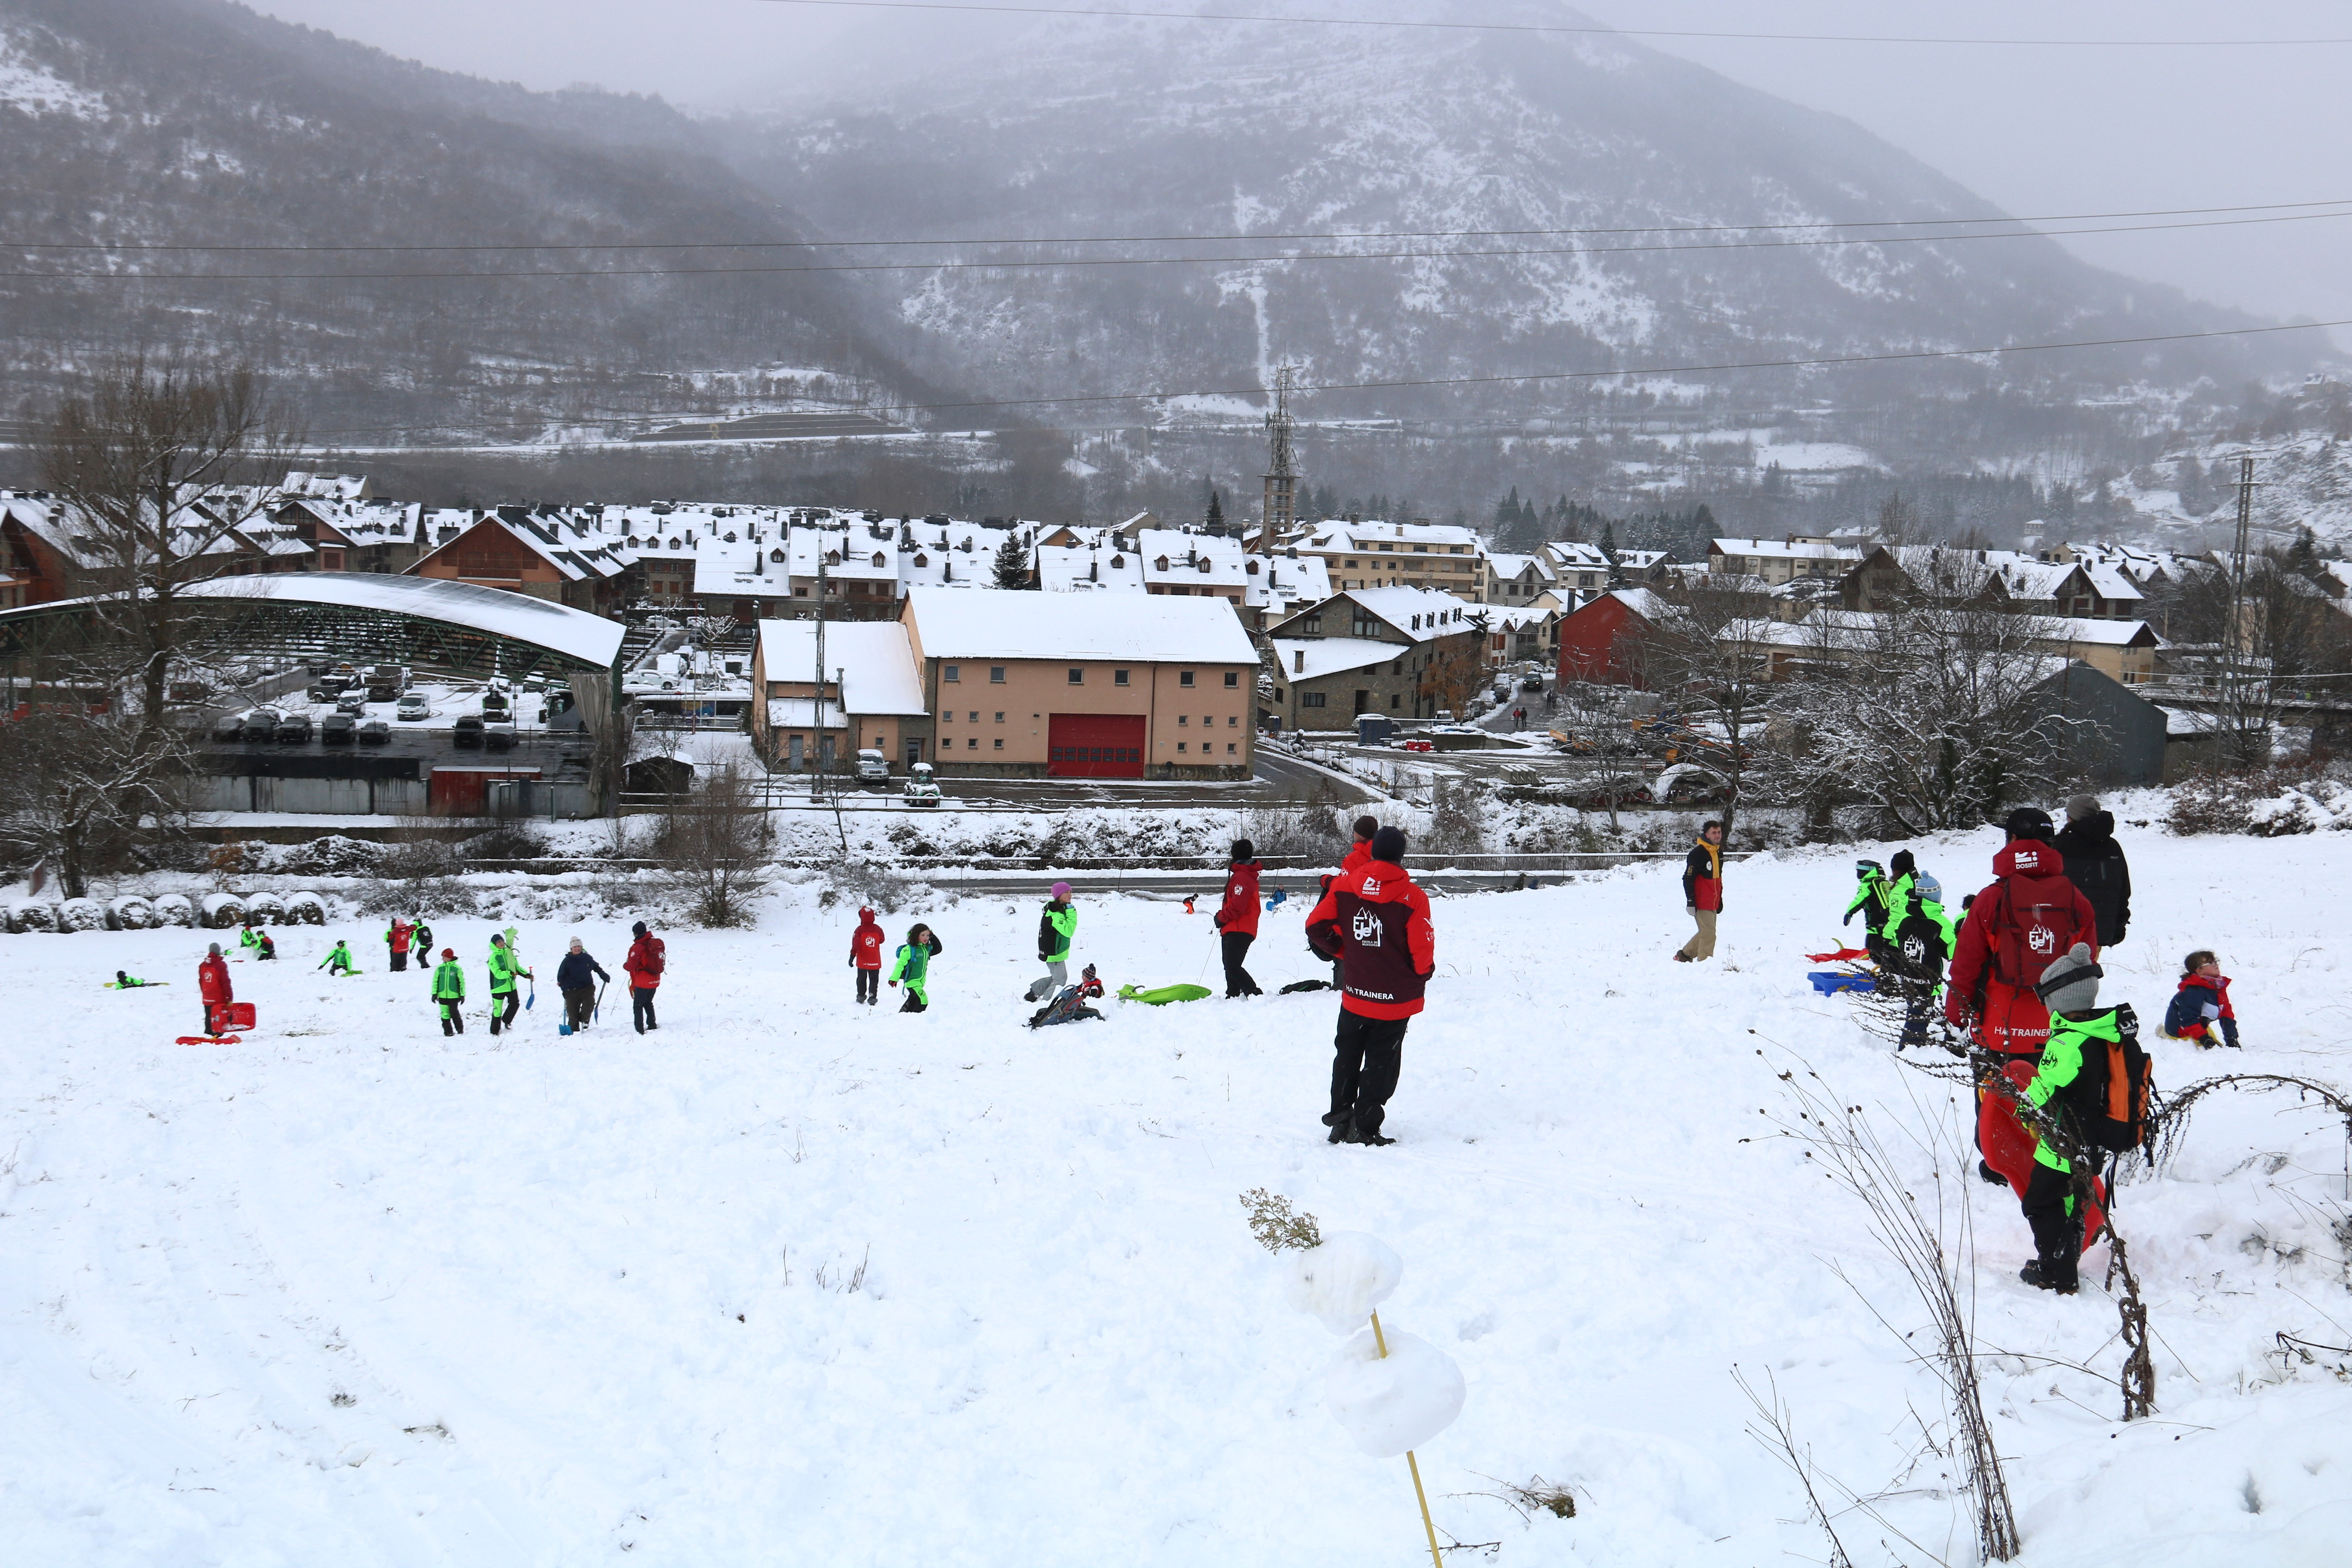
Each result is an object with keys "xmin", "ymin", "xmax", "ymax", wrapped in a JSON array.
[
  {"xmin": 904, "ymin": 586, "xmax": 1257, "ymax": 664},
  {"xmin": 755, "ymin": 620, "xmax": 928, "ymax": 715},
  {"xmin": 144, "ymin": 570, "xmax": 623, "ymax": 668},
  {"xmin": 1269, "ymin": 636, "xmax": 1405, "ymax": 681}
]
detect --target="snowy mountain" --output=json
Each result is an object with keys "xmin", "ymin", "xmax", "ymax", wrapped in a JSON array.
[
  {"xmin": 0, "ymin": 0, "xmax": 935, "ymax": 440},
  {"xmin": 723, "ymin": 0, "xmax": 2299, "ymax": 423}
]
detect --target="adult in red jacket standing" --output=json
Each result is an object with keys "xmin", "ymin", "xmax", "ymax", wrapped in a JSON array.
[
  {"xmin": 1946, "ymin": 807, "xmax": 2098, "ymax": 1190},
  {"xmin": 849, "ymin": 907, "xmax": 886, "ymax": 1006},
  {"xmin": 198, "ymin": 941, "xmax": 232, "ymax": 1036},
  {"xmin": 1305, "ymin": 825, "xmax": 1434, "ymax": 1146},
  {"xmin": 1340, "ymin": 815, "xmax": 1378, "ymax": 878},
  {"xmin": 1213, "ymin": 838, "xmax": 1264, "ymax": 998},
  {"xmin": 624, "ymin": 919, "xmax": 666, "ymax": 1034}
]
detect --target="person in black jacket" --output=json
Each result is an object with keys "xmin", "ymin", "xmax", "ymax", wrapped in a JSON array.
[
  {"xmin": 2054, "ymin": 794, "xmax": 2131, "ymax": 948},
  {"xmin": 556, "ymin": 938, "xmax": 611, "ymax": 1033},
  {"xmin": 1673, "ymin": 820, "xmax": 1724, "ymax": 962}
]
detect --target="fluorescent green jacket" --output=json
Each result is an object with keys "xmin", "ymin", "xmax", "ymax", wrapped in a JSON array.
[
  {"xmin": 432, "ymin": 960, "xmax": 465, "ymax": 1001},
  {"xmin": 321, "ymin": 943, "xmax": 354, "ymax": 972},
  {"xmin": 889, "ymin": 938, "xmax": 939, "ymax": 992},
  {"xmin": 2025, "ymin": 1009, "xmax": 2121, "ymax": 1173},
  {"xmin": 487, "ymin": 945, "xmax": 524, "ymax": 994},
  {"xmin": 1844, "ymin": 870, "xmax": 1891, "ymax": 930},
  {"xmin": 1041, "ymin": 902, "xmax": 1077, "ymax": 960}
]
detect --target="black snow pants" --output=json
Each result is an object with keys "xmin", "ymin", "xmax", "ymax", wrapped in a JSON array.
[
  {"xmin": 1221, "ymin": 930, "xmax": 1261, "ymax": 998},
  {"xmin": 489, "ymin": 989, "xmax": 520, "ymax": 1035},
  {"xmin": 390, "ymin": 948, "xmax": 408, "ymax": 972},
  {"xmin": 856, "ymin": 967, "xmax": 880, "ymax": 1005},
  {"xmin": 2020, "ymin": 1162, "xmax": 2083, "ymax": 1289},
  {"xmin": 1327, "ymin": 1010, "xmax": 1409, "ymax": 1137},
  {"xmin": 633, "ymin": 986, "xmax": 658, "ymax": 1032},
  {"xmin": 440, "ymin": 999, "xmax": 465, "ymax": 1036}
]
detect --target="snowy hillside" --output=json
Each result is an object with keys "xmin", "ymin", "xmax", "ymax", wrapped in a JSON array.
[
  {"xmin": 727, "ymin": 0, "xmax": 2295, "ymax": 422},
  {"xmin": 4, "ymin": 826, "xmax": 2349, "ymax": 1562}
]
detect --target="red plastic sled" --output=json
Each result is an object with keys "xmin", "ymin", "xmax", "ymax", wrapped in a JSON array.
[
  {"xmin": 1979, "ymin": 1057, "xmax": 2107, "ymax": 1245},
  {"xmin": 205, "ymin": 1001, "xmax": 256, "ymax": 1033},
  {"xmin": 1806, "ymin": 946, "xmax": 1871, "ymax": 963},
  {"xmin": 176, "ymin": 1035, "xmax": 243, "ymax": 1046}
]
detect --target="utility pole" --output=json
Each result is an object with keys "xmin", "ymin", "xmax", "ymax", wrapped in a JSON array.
[
  {"xmin": 812, "ymin": 527, "xmax": 827, "ymax": 800},
  {"xmin": 2221, "ymin": 455, "xmax": 2258, "ymax": 755},
  {"xmin": 1260, "ymin": 363, "xmax": 1296, "ymax": 556}
]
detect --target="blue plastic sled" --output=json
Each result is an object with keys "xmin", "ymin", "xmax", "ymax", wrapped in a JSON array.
[{"xmin": 1809, "ymin": 971, "xmax": 1876, "ymax": 995}]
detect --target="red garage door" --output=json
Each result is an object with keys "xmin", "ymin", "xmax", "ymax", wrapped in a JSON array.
[{"xmin": 1048, "ymin": 714, "xmax": 1147, "ymax": 778}]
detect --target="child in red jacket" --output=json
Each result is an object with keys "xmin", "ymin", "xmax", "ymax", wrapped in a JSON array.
[
  {"xmin": 850, "ymin": 906, "xmax": 886, "ymax": 1005},
  {"xmin": 2162, "ymin": 950, "xmax": 2239, "ymax": 1048},
  {"xmin": 1213, "ymin": 839, "xmax": 1264, "ymax": 998}
]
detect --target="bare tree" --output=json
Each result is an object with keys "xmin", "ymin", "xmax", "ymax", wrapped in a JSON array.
[
  {"xmin": 654, "ymin": 760, "xmax": 769, "ymax": 926},
  {"xmin": 38, "ymin": 355, "xmax": 306, "ymax": 737},
  {"xmin": 0, "ymin": 709, "xmax": 193, "ymax": 899},
  {"xmin": 1638, "ymin": 574, "xmax": 1777, "ymax": 845}
]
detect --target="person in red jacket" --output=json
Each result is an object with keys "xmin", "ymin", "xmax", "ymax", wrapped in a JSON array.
[
  {"xmin": 1340, "ymin": 815, "xmax": 1378, "ymax": 878},
  {"xmin": 198, "ymin": 941, "xmax": 232, "ymax": 1036},
  {"xmin": 624, "ymin": 919, "xmax": 666, "ymax": 1034},
  {"xmin": 849, "ymin": 906, "xmax": 887, "ymax": 1006},
  {"xmin": 1305, "ymin": 825, "xmax": 1434, "ymax": 1146},
  {"xmin": 1213, "ymin": 838, "xmax": 1264, "ymax": 998},
  {"xmin": 1946, "ymin": 807, "xmax": 2098, "ymax": 1190}
]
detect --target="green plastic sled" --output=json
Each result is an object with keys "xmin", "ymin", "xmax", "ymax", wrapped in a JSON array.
[{"xmin": 1117, "ymin": 983, "xmax": 1212, "ymax": 1005}]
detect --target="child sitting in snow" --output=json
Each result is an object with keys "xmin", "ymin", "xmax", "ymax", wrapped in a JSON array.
[
  {"xmin": 1027, "ymin": 963, "xmax": 1105, "ymax": 1028},
  {"xmin": 319, "ymin": 940, "xmax": 357, "ymax": 977},
  {"xmin": 2162, "ymin": 950, "xmax": 2239, "ymax": 1049}
]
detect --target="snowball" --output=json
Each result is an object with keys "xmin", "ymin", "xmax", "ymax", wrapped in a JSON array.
[
  {"xmin": 1286, "ymin": 1232, "xmax": 1402, "ymax": 1335},
  {"xmin": 1325, "ymin": 1327, "xmax": 1465, "ymax": 1457}
]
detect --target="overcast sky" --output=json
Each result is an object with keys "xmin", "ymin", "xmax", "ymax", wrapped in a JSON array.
[{"xmin": 247, "ymin": 0, "xmax": 2352, "ymax": 328}]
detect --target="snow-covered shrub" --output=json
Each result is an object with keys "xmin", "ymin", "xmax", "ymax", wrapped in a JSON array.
[
  {"xmin": 9, "ymin": 900, "xmax": 59, "ymax": 933},
  {"xmin": 270, "ymin": 835, "xmax": 386, "ymax": 876},
  {"xmin": 107, "ymin": 895, "xmax": 156, "ymax": 930},
  {"xmin": 282, "ymin": 891, "xmax": 326, "ymax": 925},
  {"xmin": 152, "ymin": 894, "xmax": 196, "ymax": 928},
  {"xmin": 58, "ymin": 897, "xmax": 106, "ymax": 932},
  {"xmin": 241, "ymin": 891, "xmax": 286, "ymax": 925},
  {"xmin": 199, "ymin": 892, "xmax": 246, "ymax": 928},
  {"xmin": 2166, "ymin": 764, "xmax": 2352, "ymax": 836}
]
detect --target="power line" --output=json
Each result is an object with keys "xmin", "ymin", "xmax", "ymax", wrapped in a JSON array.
[
  {"xmin": 15, "ymin": 205, "xmax": 2352, "ymax": 282},
  {"xmin": 752, "ymin": 0, "xmax": 2352, "ymax": 48},
  {"xmin": 249, "ymin": 317, "xmax": 2352, "ymax": 440},
  {"xmin": 13, "ymin": 195, "xmax": 2352, "ymax": 253}
]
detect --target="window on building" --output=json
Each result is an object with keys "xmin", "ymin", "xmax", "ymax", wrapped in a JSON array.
[
  {"xmin": 993, "ymin": 738, "xmax": 1004, "ymax": 749},
  {"xmin": 1223, "ymin": 671, "xmax": 1239, "ymax": 687},
  {"xmin": 1114, "ymin": 668, "xmax": 1130, "ymax": 686},
  {"xmin": 1068, "ymin": 667, "xmax": 1084, "ymax": 684},
  {"xmin": 1391, "ymin": 693, "xmax": 1402, "ymax": 709},
  {"xmin": 1302, "ymin": 692, "xmax": 1326, "ymax": 707},
  {"xmin": 967, "ymin": 737, "xmax": 978, "ymax": 749},
  {"xmin": 994, "ymin": 712, "xmax": 1004, "ymax": 723},
  {"xmin": 1227, "ymin": 743, "xmax": 1237, "ymax": 754},
  {"xmin": 1179, "ymin": 671, "xmax": 1195, "ymax": 687},
  {"xmin": 944, "ymin": 664, "xmax": 960, "ymax": 682},
  {"xmin": 1178, "ymin": 742, "xmax": 1188, "ymax": 752},
  {"xmin": 989, "ymin": 666, "xmax": 1006, "ymax": 683},
  {"xmin": 1227, "ymin": 715, "xmax": 1237, "ymax": 726},
  {"xmin": 943, "ymin": 710, "xmax": 954, "ymax": 722}
]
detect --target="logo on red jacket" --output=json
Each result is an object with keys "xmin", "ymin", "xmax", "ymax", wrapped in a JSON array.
[
  {"xmin": 2027, "ymin": 922, "xmax": 2056, "ymax": 955},
  {"xmin": 1351, "ymin": 907, "xmax": 1384, "ymax": 946},
  {"xmin": 2012, "ymin": 848, "xmax": 2041, "ymax": 870}
]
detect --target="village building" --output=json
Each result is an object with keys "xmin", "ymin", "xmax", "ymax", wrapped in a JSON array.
[
  {"xmin": 750, "ymin": 618, "xmax": 930, "ymax": 773},
  {"xmin": 1262, "ymin": 586, "xmax": 1488, "ymax": 730}
]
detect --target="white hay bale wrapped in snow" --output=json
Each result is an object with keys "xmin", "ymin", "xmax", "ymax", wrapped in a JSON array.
[
  {"xmin": 242, "ymin": 890, "xmax": 286, "ymax": 925},
  {"xmin": 107, "ymin": 895, "xmax": 157, "ymax": 930},
  {"xmin": 8, "ymin": 899, "xmax": 60, "ymax": 934},
  {"xmin": 58, "ymin": 897, "xmax": 106, "ymax": 933},
  {"xmin": 282, "ymin": 891, "xmax": 326, "ymax": 926},
  {"xmin": 153, "ymin": 893, "xmax": 197, "ymax": 928},
  {"xmin": 199, "ymin": 892, "xmax": 246, "ymax": 929}
]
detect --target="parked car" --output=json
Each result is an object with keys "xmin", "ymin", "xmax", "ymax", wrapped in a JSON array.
[
  {"xmin": 243, "ymin": 706, "xmax": 282, "ymax": 741},
  {"xmin": 307, "ymin": 678, "xmax": 348, "ymax": 702},
  {"xmin": 357, "ymin": 718, "xmax": 391, "ymax": 746},
  {"xmin": 1520, "ymin": 674, "xmax": 1545, "ymax": 692},
  {"xmin": 335, "ymin": 690, "xmax": 368, "ymax": 715},
  {"xmin": 453, "ymin": 714, "xmax": 485, "ymax": 749},
  {"xmin": 855, "ymin": 748, "xmax": 890, "ymax": 783},
  {"xmin": 366, "ymin": 677, "xmax": 400, "ymax": 703},
  {"xmin": 275, "ymin": 712, "xmax": 314, "ymax": 744},
  {"xmin": 483, "ymin": 719, "xmax": 517, "ymax": 751},
  {"xmin": 210, "ymin": 710, "xmax": 251, "ymax": 742},
  {"xmin": 320, "ymin": 711, "xmax": 357, "ymax": 745},
  {"xmin": 396, "ymin": 693, "xmax": 429, "ymax": 721}
]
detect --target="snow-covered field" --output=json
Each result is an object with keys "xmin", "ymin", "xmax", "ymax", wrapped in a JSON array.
[{"xmin": 4, "ymin": 827, "xmax": 2350, "ymax": 1564}]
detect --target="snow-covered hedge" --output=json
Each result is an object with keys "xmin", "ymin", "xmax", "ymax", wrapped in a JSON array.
[
  {"xmin": 199, "ymin": 892, "xmax": 246, "ymax": 928},
  {"xmin": 8, "ymin": 900, "xmax": 59, "ymax": 933},
  {"xmin": 242, "ymin": 891, "xmax": 286, "ymax": 925},
  {"xmin": 107, "ymin": 895, "xmax": 156, "ymax": 930},
  {"xmin": 282, "ymin": 891, "xmax": 326, "ymax": 925},
  {"xmin": 152, "ymin": 894, "xmax": 197, "ymax": 928},
  {"xmin": 57, "ymin": 897, "xmax": 105, "ymax": 933}
]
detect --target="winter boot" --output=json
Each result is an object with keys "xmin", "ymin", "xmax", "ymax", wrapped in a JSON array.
[
  {"xmin": 1355, "ymin": 1128, "xmax": 1397, "ymax": 1147},
  {"xmin": 1978, "ymin": 1159, "xmax": 2007, "ymax": 1185},
  {"xmin": 1327, "ymin": 1120, "xmax": 1348, "ymax": 1144},
  {"xmin": 2019, "ymin": 1258, "xmax": 2079, "ymax": 1294},
  {"xmin": 1320, "ymin": 1109, "xmax": 1346, "ymax": 1127}
]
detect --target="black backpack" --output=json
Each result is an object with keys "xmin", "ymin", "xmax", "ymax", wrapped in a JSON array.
[{"xmin": 2058, "ymin": 1004, "xmax": 2153, "ymax": 1153}]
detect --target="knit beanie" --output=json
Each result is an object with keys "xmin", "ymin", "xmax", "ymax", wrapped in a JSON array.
[
  {"xmin": 1232, "ymin": 838, "xmax": 1255, "ymax": 862},
  {"xmin": 2035, "ymin": 943, "xmax": 2103, "ymax": 1016},
  {"xmin": 1370, "ymin": 825, "xmax": 1408, "ymax": 863},
  {"xmin": 1352, "ymin": 815, "xmax": 1379, "ymax": 841},
  {"xmin": 631, "ymin": 920, "xmax": 647, "ymax": 937},
  {"xmin": 2066, "ymin": 793, "xmax": 2100, "ymax": 823},
  {"xmin": 208, "ymin": 942, "xmax": 222, "ymax": 956},
  {"xmin": 1889, "ymin": 849, "xmax": 1915, "ymax": 878}
]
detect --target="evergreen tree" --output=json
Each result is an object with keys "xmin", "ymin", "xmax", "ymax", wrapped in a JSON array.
[
  {"xmin": 1492, "ymin": 486, "xmax": 1525, "ymax": 548},
  {"xmin": 1205, "ymin": 489, "xmax": 1226, "ymax": 536},
  {"xmin": 1598, "ymin": 522, "xmax": 1621, "ymax": 586},
  {"xmin": 991, "ymin": 531, "xmax": 1031, "ymax": 590}
]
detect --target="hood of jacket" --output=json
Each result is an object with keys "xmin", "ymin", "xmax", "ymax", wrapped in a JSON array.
[
  {"xmin": 1992, "ymin": 839, "xmax": 2067, "ymax": 883},
  {"xmin": 1340, "ymin": 858, "xmax": 1417, "ymax": 902},
  {"xmin": 2056, "ymin": 811, "xmax": 2119, "ymax": 849},
  {"xmin": 856, "ymin": 907, "xmax": 879, "ymax": 925},
  {"xmin": 2050, "ymin": 1006, "xmax": 2124, "ymax": 1043},
  {"xmin": 2177, "ymin": 971, "xmax": 2229, "ymax": 997}
]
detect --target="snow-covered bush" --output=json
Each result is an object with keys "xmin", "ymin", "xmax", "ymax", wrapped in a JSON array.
[
  {"xmin": 2166, "ymin": 764, "xmax": 2352, "ymax": 836},
  {"xmin": 269, "ymin": 835, "xmax": 386, "ymax": 876},
  {"xmin": 241, "ymin": 891, "xmax": 286, "ymax": 925},
  {"xmin": 282, "ymin": 891, "xmax": 326, "ymax": 926},
  {"xmin": 57, "ymin": 897, "xmax": 106, "ymax": 932},
  {"xmin": 199, "ymin": 892, "xmax": 246, "ymax": 929},
  {"xmin": 152, "ymin": 894, "xmax": 196, "ymax": 928},
  {"xmin": 9, "ymin": 900, "xmax": 59, "ymax": 933},
  {"xmin": 106, "ymin": 895, "xmax": 156, "ymax": 930}
]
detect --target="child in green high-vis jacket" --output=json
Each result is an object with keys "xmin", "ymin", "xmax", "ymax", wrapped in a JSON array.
[
  {"xmin": 888, "ymin": 924, "xmax": 943, "ymax": 1013},
  {"xmin": 319, "ymin": 940, "xmax": 357, "ymax": 976}
]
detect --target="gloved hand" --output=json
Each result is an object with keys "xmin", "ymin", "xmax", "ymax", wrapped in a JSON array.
[{"xmin": 1841, "ymin": 908, "xmax": 1855, "ymax": 927}]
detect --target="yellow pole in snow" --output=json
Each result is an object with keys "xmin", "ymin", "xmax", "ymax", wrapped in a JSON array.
[{"xmin": 1369, "ymin": 1310, "xmax": 1445, "ymax": 1568}]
